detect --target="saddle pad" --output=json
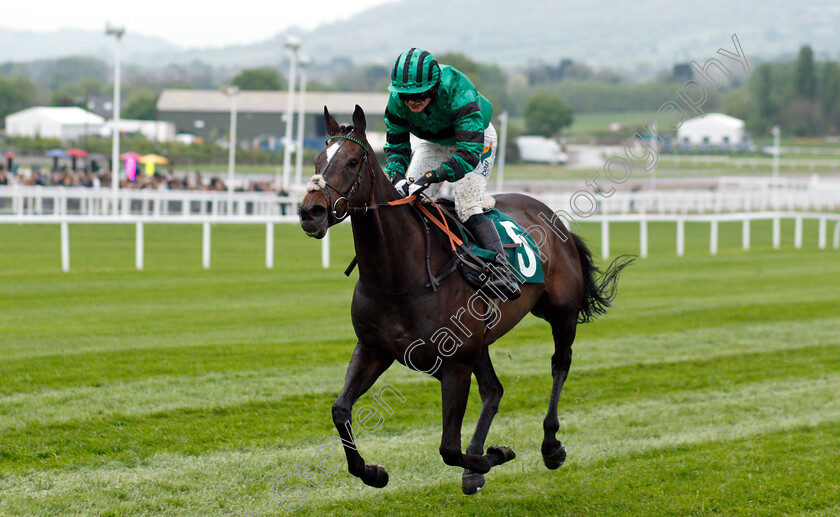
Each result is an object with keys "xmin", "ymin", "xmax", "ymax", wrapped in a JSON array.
[{"xmin": 468, "ymin": 209, "xmax": 545, "ymax": 284}]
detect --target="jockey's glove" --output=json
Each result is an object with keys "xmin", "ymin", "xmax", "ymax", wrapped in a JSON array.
[
  {"xmin": 408, "ymin": 170, "xmax": 443, "ymax": 197},
  {"xmin": 391, "ymin": 172, "xmax": 409, "ymax": 196}
]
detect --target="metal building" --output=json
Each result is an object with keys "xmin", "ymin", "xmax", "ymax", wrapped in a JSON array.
[{"xmin": 156, "ymin": 89, "xmax": 389, "ymax": 149}]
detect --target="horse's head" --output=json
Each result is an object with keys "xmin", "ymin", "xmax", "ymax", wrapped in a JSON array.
[{"xmin": 299, "ymin": 105, "xmax": 373, "ymax": 239}]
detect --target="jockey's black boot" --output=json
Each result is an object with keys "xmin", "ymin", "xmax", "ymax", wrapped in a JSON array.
[{"xmin": 464, "ymin": 214, "xmax": 522, "ymax": 301}]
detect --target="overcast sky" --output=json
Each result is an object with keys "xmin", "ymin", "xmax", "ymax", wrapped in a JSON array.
[{"xmin": 2, "ymin": 0, "xmax": 399, "ymax": 48}]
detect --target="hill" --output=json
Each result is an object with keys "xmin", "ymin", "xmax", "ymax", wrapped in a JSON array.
[
  {"xmin": 0, "ymin": 28, "xmax": 179, "ymax": 63},
  {"xmin": 1, "ymin": 0, "xmax": 839, "ymax": 70}
]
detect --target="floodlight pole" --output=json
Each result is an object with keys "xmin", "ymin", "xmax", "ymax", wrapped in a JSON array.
[
  {"xmin": 771, "ymin": 125, "xmax": 780, "ymax": 179},
  {"xmin": 282, "ymin": 36, "xmax": 301, "ymax": 192},
  {"xmin": 496, "ymin": 110, "xmax": 508, "ymax": 192},
  {"xmin": 106, "ymin": 23, "xmax": 125, "ymax": 201},
  {"xmin": 225, "ymin": 86, "xmax": 239, "ymax": 210},
  {"xmin": 294, "ymin": 55, "xmax": 311, "ymax": 188}
]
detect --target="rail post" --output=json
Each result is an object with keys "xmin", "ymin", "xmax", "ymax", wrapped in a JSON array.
[
  {"xmin": 60, "ymin": 222, "xmax": 69, "ymax": 272},
  {"xmin": 676, "ymin": 219, "xmax": 685, "ymax": 257},
  {"xmin": 266, "ymin": 222, "xmax": 274, "ymax": 269},
  {"xmin": 202, "ymin": 222, "xmax": 211, "ymax": 269},
  {"xmin": 136, "ymin": 222, "xmax": 144, "ymax": 270},
  {"xmin": 710, "ymin": 220, "xmax": 718, "ymax": 255},
  {"xmin": 601, "ymin": 219, "xmax": 610, "ymax": 260}
]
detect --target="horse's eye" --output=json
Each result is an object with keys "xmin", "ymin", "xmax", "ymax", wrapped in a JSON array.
[{"xmin": 348, "ymin": 159, "xmax": 359, "ymax": 168}]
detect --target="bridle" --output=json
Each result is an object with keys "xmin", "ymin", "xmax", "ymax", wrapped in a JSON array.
[
  {"xmin": 311, "ymin": 131, "xmax": 424, "ymax": 223},
  {"xmin": 306, "ymin": 130, "xmax": 476, "ymax": 293},
  {"xmin": 310, "ymin": 132, "xmax": 374, "ymax": 224}
]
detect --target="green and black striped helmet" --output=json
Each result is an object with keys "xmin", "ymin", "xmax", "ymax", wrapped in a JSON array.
[{"xmin": 389, "ymin": 48, "xmax": 441, "ymax": 94}]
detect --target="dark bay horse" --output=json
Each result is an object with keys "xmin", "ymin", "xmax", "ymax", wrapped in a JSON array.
[{"xmin": 299, "ymin": 105, "xmax": 632, "ymax": 494}]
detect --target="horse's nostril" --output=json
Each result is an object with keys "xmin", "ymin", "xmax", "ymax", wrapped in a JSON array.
[{"xmin": 300, "ymin": 204, "xmax": 328, "ymax": 222}]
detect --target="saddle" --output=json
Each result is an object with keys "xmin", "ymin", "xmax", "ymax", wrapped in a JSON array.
[
  {"xmin": 345, "ymin": 195, "xmax": 522, "ymax": 294},
  {"xmin": 420, "ymin": 197, "xmax": 521, "ymax": 290}
]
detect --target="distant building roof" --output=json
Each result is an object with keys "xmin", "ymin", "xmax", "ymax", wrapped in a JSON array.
[
  {"xmin": 677, "ymin": 113, "xmax": 746, "ymax": 146},
  {"xmin": 682, "ymin": 113, "xmax": 744, "ymax": 129},
  {"xmin": 157, "ymin": 89, "xmax": 390, "ymax": 115},
  {"xmin": 7, "ymin": 106, "xmax": 105, "ymax": 125}
]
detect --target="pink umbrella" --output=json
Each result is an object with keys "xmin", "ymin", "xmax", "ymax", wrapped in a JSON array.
[{"xmin": 66, "ymin": 148, "xmax": 90, "ymax": 158}]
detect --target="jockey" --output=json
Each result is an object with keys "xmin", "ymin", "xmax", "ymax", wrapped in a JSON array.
[{"xmin": 384, "ymin": 48, "xmax": 521, "ymax": 300}]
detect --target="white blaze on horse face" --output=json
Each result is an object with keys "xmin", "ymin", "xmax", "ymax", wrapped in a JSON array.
[{"xmin": 325, "ymin": 142, "xmax": 341, "ymax": 165}]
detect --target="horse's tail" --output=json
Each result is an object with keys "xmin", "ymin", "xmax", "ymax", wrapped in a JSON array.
[{"xmin": 572, "ymin": 233, "xmax": 635, "ymax": 324}]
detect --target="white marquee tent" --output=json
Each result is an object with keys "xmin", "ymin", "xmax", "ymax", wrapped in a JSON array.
[
  {"xmin": 677, "ymin": 113, "xmax": 745, "ymax": 146},
  {"xmin": 5, "ymin": 107, "xmax": 105, "ymax": 141}
]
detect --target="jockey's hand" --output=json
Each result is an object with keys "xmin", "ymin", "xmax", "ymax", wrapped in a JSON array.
[
  {"xmin": 391, "ymin": 172, "xmax": 409, "ymax": 197},
  {"xmin": 408, "ymin": 170, "xmax": 442, "ymax": 197}
]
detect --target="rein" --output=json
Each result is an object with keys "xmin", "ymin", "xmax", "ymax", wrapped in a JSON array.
[
  {"xmin": 308, "ymin": 132, "xmax": 469, "ymax": 293},
  {"xmin": 307, "ymin": 134, "xmax": 463, "ymax": 250},
  {"xmin": 415, "ymin": 200, "xmax": 463, "ymax": 250}
]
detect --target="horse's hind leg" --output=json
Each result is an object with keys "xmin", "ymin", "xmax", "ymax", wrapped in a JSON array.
[
  {"xmin": 542, "ymin": 314, "xmax": 577, "ymax": 469},
  {"xmin": 332, "ymin": 342, "xmax": 393, "ymax": 487},
  {"xmin": 462, "ymin": 347, "xmax": 512, "ymax": 495}
]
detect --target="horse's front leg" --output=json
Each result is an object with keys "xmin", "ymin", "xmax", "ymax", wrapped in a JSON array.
[
  {"xmin": 332, "ymin": 342, "xmax": 393, "ymax": 488},
  {"xmin": 462, "ymin": 347, "xmax": 513, "ymax": 494},
  {"xmin": 439, "ymin": 366, "xmax": 516, "ymax": 476}
]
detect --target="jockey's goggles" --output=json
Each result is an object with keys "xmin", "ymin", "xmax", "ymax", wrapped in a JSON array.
[{"xmin": 399, "ymin": 88, "xmax": 436, "ymax": 103}]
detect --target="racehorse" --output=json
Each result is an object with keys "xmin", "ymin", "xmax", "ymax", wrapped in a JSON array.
[{"xmin": 299, "ymin": 105, "xmax": 632, "ymax": 494}]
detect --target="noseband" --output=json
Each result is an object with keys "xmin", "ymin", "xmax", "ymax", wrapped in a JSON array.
[{"xmin": 309, "ymin": 133, "xmax": 372, "ymax": 223}]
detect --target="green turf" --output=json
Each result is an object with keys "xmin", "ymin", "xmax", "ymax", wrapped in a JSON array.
[
  {"xmin": 564, "ymin": 110, "xmax": 682, "ymax": 137},
  {"xmin": 0, "ymin": 220, "xmax": 838, "ymax": 516}
]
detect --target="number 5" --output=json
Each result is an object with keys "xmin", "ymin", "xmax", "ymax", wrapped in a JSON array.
[{"xmin": 499, "ymin": 221, "xmax": 537, "ymax": 278}]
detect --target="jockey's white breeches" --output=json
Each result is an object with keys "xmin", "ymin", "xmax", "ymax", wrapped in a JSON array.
[{"xmin": 405, "ymin": 123, "xmax": 497, "ymax": 223}]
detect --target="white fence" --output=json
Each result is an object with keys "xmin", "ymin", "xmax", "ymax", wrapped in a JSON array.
[
  {"xmin": 0, "ymin": 185, "xmax": 296, "ymax": 218},
  {"xmin": 0, "ymin": 215, "xmax": 329, "ymax": 273},
  {"xmin": 4, "ymin": 184, "xmax": 840, "ymax": 219},
  {"xmin": 536, "ymin": 188, "xmax": 840, "ymax": 216},
  {"xmin": 587, "ymin": 211, "xmax": 840, "ymax": 260},
  {"xmin": 1, "ymin": 211, "xmax": 836, "ymax": 272},
  {"xmin": 0, "ymin": 186, "xmax": 306, "ymax": 273},
  {"xmin": 2, "ymin": 185, "xmax": 838, "ymax": 271}
]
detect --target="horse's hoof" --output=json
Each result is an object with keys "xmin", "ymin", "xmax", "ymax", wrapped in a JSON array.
[
  {"xmin": 487, "ymin": 445, "xmax": 516, "ymax": 466},
  {"xmin": 462, "ymin": 470, "xmax": 486, "ymax": 495},
  {"xmin": 542, "ymin": 444, "xmax": 567, "ymax": 470},
  {"xmin": 362, "ymin": 464, "xmax": 389, "ymax": 488}
]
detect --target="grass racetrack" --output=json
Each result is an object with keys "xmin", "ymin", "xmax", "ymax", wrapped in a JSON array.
[{"xmin": 1, "ymin": 220, "xmax": 839, "ymax": 516}]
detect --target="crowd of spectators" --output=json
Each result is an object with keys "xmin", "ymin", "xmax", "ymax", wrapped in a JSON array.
[{"xmin": 0, "ymin": 165, "xmax": 284, "ymax": 194}]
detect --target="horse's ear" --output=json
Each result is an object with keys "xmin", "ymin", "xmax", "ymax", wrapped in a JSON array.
[
  {"xmin": 324, "ymin": 106, "xmax": 340, "ymax": 136},
  {"xmin": 352, "ymin": 105, "xmax": 366, "ymax": 135}
]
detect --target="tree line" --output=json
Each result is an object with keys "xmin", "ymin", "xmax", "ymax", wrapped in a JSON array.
[
  {"xmin": 2, "ymin": 45, "xmax": 837, "ymax": 145},
  {"xmin": 721, "ymin": 45, "xmax": 840, "ymax": 137}
]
